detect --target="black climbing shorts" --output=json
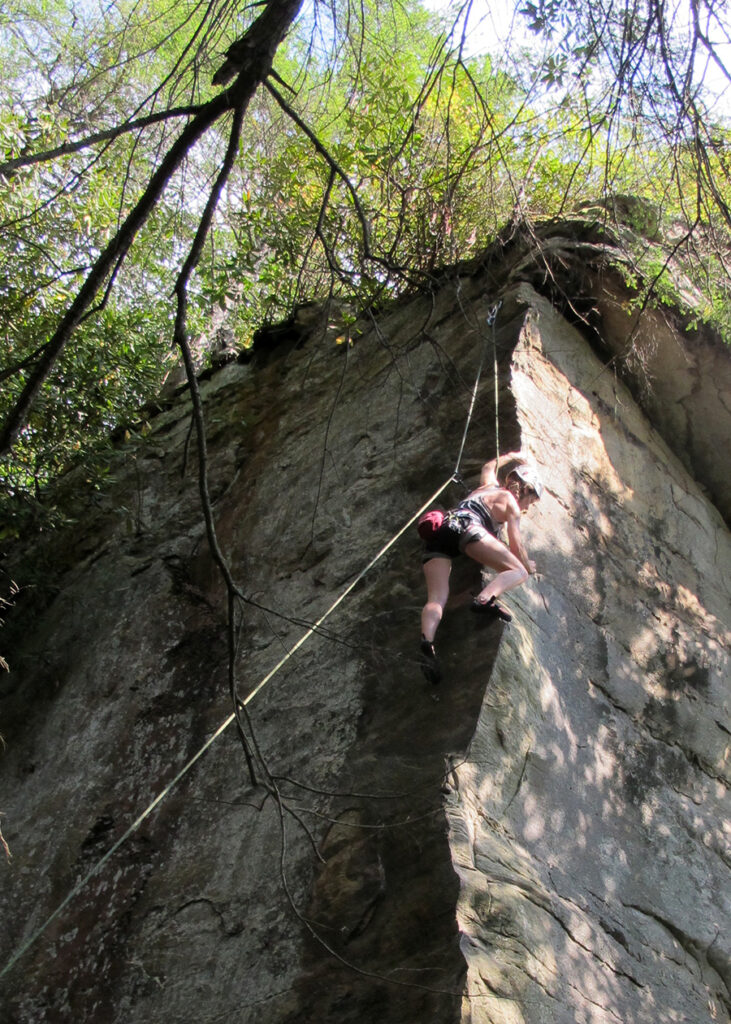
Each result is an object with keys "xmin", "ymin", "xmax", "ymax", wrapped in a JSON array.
[{"xmin": 421, "ymin": 513, "xmax": 492, "ymax": 562}]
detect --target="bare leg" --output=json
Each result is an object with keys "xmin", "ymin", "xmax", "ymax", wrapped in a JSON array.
[
  {"xmin": 421, "ymin": 557, "xmax": 452, "ymax": 642},
  {"xmin": 463, "ymin": 536, "xmax": 528, "ymax": 605}
]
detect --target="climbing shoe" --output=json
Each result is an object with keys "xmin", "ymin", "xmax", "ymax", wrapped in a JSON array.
[
  {"xmin": 470, "ymin": 596, "xmax": 513, "ymax": 622},
  {"xmin": 419, "ymin": 637, "xmax": 442, "ymax": 684}
]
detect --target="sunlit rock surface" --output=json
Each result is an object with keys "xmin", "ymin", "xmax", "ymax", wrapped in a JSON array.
[
  {"xmin": 1, "ymin": 230, "xmax": 729, "ymax": 1024},
  {"xmin": 449, "ymin": 284, "xmax": 729, "ymax": 1024}
]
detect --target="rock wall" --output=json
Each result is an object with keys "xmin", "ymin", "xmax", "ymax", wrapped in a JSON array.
[
  {"xmin": 0, "ymin": 237, "xmax": 729, "ymax": 1023},
  {"xmin": 590, "ymin": 269, "xmax": 731, "ymax": 525},
  {"xmin": 449, "ymin": 284, "xmax": 730, "ymax": 1023}
]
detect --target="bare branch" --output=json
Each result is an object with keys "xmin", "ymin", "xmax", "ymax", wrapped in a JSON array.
[
  {"xmin": 0, "ymin": 105, "xmax": 204, "ymax": 178},
  {"xmin": 0, "ymin": 342, "xmax": 53, "ymax": 385},
  {"xmin": 0, "ymin": 0, "xmax": 305, "ymax": 459},
  {"xmin": 263, "ymin": 77, "xmax": 374, "ymax": 257}
]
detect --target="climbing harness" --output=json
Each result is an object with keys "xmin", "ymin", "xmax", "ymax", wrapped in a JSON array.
[{"xmin": 0, "ymin": 298, "xmax": 503, "ymax": 982}]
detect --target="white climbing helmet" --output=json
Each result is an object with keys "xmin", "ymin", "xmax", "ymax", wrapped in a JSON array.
[{"xmin": 512, "ymin": 464, "xmax": 544, "ymax": 499}]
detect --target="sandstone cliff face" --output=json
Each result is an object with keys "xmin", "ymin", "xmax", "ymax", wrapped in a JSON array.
[
  {"xmin": 1, "ymin": 230, "xmax": 729, "ymax": 1024},
  {"xmin": 450, "ymin": 284, "xmax": 730, "ymax": 1023}
]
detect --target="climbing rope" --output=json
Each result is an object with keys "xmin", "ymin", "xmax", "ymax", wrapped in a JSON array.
[
  {"xmin": 1, "ymin": 302, "xmax": 501, "ymax": 980},
  {"xmin": 0, "ymin": 482, "xmax": 455, "ymax": 982},
  {"xmin": 489, "ymin": 300, "xmax": 502, "ymax": 468},
  {"xmin": 453, "ymin": 300, "xmax": 502, "ymax": 482}
]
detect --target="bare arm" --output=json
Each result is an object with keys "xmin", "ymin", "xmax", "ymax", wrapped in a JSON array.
[{"xmin": 480, "ymin": 450, "xmax": 526, "ymax": 488}]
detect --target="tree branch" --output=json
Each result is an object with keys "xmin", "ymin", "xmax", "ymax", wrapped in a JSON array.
[
  {"xmin": 0, "ymin": 105, "xmax": 205, "ymax": 178},
  {"xmin": 0, "ymin": 0, "xmax": 305, "ymax": 459},
  {"xmin": 0, "ymin": 341, "xmax": 53, "ymax": 385},
  {"xmin": 263, "ymin": 77, "xmax": 374, "ymax": 258}
]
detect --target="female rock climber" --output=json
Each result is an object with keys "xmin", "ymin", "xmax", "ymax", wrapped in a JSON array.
[{"xmin": 419, "ymin": 451, "xmax": 543, "ymax": 683}]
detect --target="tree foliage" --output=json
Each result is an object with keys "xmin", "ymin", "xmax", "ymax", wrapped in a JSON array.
[{"xmin": 0, "ymin": 0, "xmax": 729, "ymax": 519}]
